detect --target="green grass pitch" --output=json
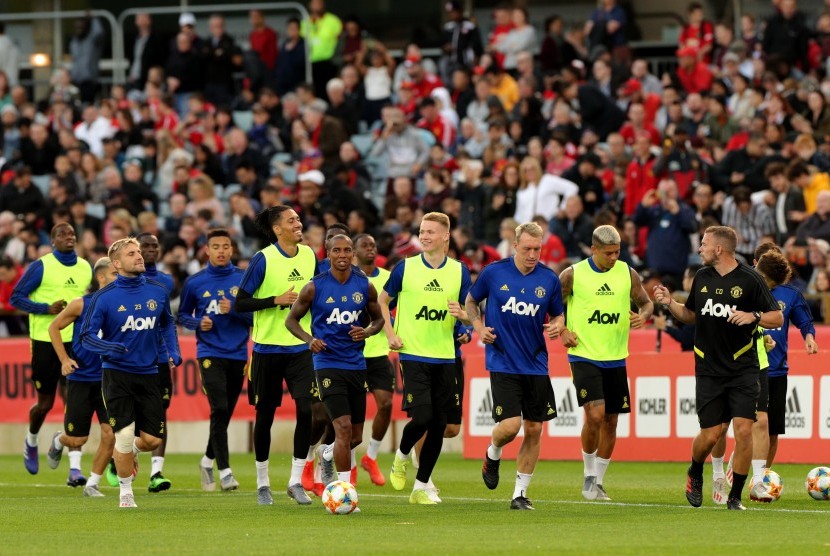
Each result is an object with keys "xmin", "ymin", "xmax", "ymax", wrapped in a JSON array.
[{"xmin": 3, "ymin": 453, "xmax": 830, "ymax": 555}]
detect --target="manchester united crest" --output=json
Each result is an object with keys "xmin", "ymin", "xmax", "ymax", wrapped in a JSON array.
[
  {"xmin": 352, "ymin": 292, "xmax": 364, "ymax": 304},
  {"xmin": 535, "ymin": 286, "xmax": 546, "ymax": 299},
  {"xmin": 146, "ymin": 299, "xmax": 158, "ymax": 311},
  {"xmin": 230, "ymin": 286, "xmax": 239, "ymax": 297},
  {"xmin": 730, "ymin": 286, "xmax": 742, "ymax": 299}
]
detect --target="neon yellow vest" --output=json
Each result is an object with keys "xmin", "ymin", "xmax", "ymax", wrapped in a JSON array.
[
  {"xmin": 29, "ymin": 254, "xmax": 91, "ymax": 342},
  {"xmin": 364, "ymin": 267, "xmax": 391, "ymax": 358},
  {"xmin": 757, "ymin": 328, "xmax": 769, "ymax": 370},
  {"xmin": 301, "ymin": 13, "xmax": 343, "ymax": 62},
  {"xmin": 567, "ymin": 258, "xmax": 631, "ymax": 361},
  {"xmin": 394, "ymin": 255, "xmax": 462, "ymax": 361},
  {"xmin": 252, "ymin": 243, "xmax": 315, "ymax": 346}
]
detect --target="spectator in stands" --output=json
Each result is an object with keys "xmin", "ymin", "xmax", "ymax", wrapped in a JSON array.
[
  {"xmin": 18, "ymin": 124, "xmax": 59, "ymax": 177},
  {"xmin": 763, "ymin": 0, "xmax": 809, "ymax": 74},
  {"xmin": 620, "ymin": 102, "xmax": 661, "ymax": 146},
  {"xmin": 0, "ymin": 254, "xmax": 24, "ymax": 334},
  {"xmin": 127, "ymin": 13, "xmax": 167, "ymax": 91},
  {"xmin": 69, "ymin": 15, "xmax": 105, "ymax": 103},
  {"xmin": 0, "ymin": 211, "xmax": 25, "ymax": 263},
  {"xmin": 166, "ymin": 32, "xmax": 205, "ymax": 118},
  {"xmin": 624, "ymin": 131, "xmax": 658, "ymax": 216},
  {"xmin": 203, "ymin": 15, "xmax": 243, "ymax": 107},
  {"xmin": 185, "ymin": 173, "xmax": 225, "ymax": 225},
  {"xmin": 493, "ymin": 7, "xmax": 536, "ymax": 75},
  {"xmin": 515, "ymin": 156, "xmax": 578, "ymax": 223},
  {"xmin": 675, "ymin": 46, "xmax": 712, "ymax": 95},
  {"xmin": 369, "ymin": 106, "xmax": 429, "ymax": 180},
  {"xmin": 69, "ymin": 198, "xmax": 102, "ymax": 238},
  {"xmin": 678, "ymin": 2, "xmax": 714, "ymax": 64},
  {"xmin": 721, "ymin": 185, "xmax": 776, "ymax": 261},
  {"xmin": 234, "ymin": 159, "xmax": 265, "ymax": 202},
  {"xmin": 0, "ymin": 166, "xmax": 46, "ymax": 224},
  {"xmin": 485, "ymin": 64, "xmax": 519, "ymax": 113},
  {"xmin": 539, "ymin": 15, "xmax": 564, "ymax": 74},
  {"xmin": 793, "ymin": 190, "xmax": 830, "ymax": 245},
  {"xmin": 633, "ymin": 179, "xmax": 697, "ymax": 285},
  {"xmin": 712, "ymin": 133, "xmax": 779, "ymax": 193},
  {"xmin": 274, "ymin": 17, "xmax": 306, "ymax": 95},
  {"xmin": 74, "ymin": 105, "xmax": 115, "ymax": 159},
  {"xmin": 301, "ymin": 98, "xmax": 348, "ymax": 170},
  {"xmin": 652, "ymin": 125, "xmax": 706, "ymax": 198},
  {"xmin": 441, "ymin": 1, "xmax": 483, "ymax": 80},
  {"xmin": 304, "ymin": 0, "xmax": 343, "ymax": 99},
  {"xmin": 326, "ymin": 78, "xmax": 360, "ymax": 136},
  {"xmin": 455, "ymin": 159, "xmax": 487, "ymax": 240},
  {"xmin": 483, "ymin": 162, "xmax": 519, "ymax": 245},
  {"xmin": 549, "ymin": 194, "xmax": 594, "ymax": 261},
  {"xmin": 224, "ymin": 128, "xmax": 268, "ymax": 184},
  {"xmin": 249, "ymin": 9, "xmax": 278, "ymax": 76},
  {"xmin": 793, "ymin": 133, "xmax": 830, "ymax": 173},
  {"xmin": 121, "ymin": 158, "xmax": 158, "ymax": 216},
  {"xmin": 0, "ymin": 24, "xmax": 20, "ymax": 88},
  {"xmin": 766, "ymin": 162, "xmax": 806, "ymax": 244},
  {"xmin": 563, "ymin": 153, "xmax": 606, "ymax": 215},
  {"xmin": 586, "ymin": 0, "xmax": 630, "ymax": 64},
  {"xmin": 555, "ymin": 79, "xmax": 626, "ymax": 141}
]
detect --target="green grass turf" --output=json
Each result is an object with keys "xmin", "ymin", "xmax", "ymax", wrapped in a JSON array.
[{"xmin": 3, "ymin": 453, "xmax": 830, "ymax": 555}]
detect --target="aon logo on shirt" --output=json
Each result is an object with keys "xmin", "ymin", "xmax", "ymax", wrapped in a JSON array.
[
  {"xmin": 205, "ymin": 299, "xmax": 221, "ymax": 315},
  {"xmin": 501, "ymin": 296, "xmax": 540, "ymax": 316},
  {"xmin": 587, "ymin": 310, "xmax": 620, "ymax": 324},
  {"xmin": 326, "ymin": 307, "xmax": 362, "ymax": 325},
  {"xmin": 415, "ymin": 306, "xmax": 447, "ymax": 321},
  {"xmin": 121, "ymin": 315, "xmax": 157, "ymax": 332},
  {"xmin": 700, "ymin": 298, "xmax": 736, "ymax": 318}
]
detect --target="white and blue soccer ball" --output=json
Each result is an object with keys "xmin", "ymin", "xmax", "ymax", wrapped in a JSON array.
[
  {"xmin": 322, "ymin": 480, "xmax": 359, "ymax": 514},
  {"xmin": 805, "ymin": 467, "xmax": 830, "ymax": 500}
]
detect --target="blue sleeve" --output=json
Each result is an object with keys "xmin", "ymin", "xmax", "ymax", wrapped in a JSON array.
[
  {"xmin": 160, "ymin": 296, "xmax": 181, "ymax": 365},
  {"xmin": 10, "ymin": 260, "xmax": 49, "ymax": 314},
  {"xmin": 468, "ymin": 264, "xmax": 490, "ymax": 303},
  {"xmin": 791, "ymin": 291, "xmax": 817, "ymax": 339},
  {"xmin": 383, "ymin": 261, "xmax": 405, "ymax": 298},
  {"xmin": 80, "ymin": 292, "xmax": 127, "ymax": 356},
  {"xmin": 679, "ymin": 205, "xmax": 698, "ymax": 233},
  {"xmin": 176, "ymin": 276, "xmax": 202, "ymax": 330},
  {"xmin": 239, "ymin": 252, "xmax": 266, "ymax": 294},
  {"xmin": 548, "ymin": 274, "xmax": 565, "ymax": 317},
  {"xmin": 459, "ymin": 266, "xmax": 473, "ymax": 304}
]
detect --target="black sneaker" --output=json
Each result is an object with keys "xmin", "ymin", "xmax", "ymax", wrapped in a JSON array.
[
  {"xmin": 726, "ymin": 496, "xmax": 746, "ymax": 510},
  {"xmin": 510, "ymin": 496, "xmax": 535, "ymax": 510},
  {"xmin": 482, "ymin": 455, "xmax": 500, "ymax": 490},
  {"xmin": 685, "ymin": 466, "xmax": 703, "ymax": 508}
]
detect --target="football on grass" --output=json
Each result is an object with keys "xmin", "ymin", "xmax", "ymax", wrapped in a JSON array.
[{"xmin": 322, "ymin": 481, "xmax": 358, "ymax": 514}]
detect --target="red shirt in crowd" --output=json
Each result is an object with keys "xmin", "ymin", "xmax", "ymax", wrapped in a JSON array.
[
  {"xmin": 676, "ymin": 62, "xmax": 713, "ymax": 95},
  {"xmin": 0, "ymin": 263, "xmax": 22, "ymax": 311},
  {"xmin": 417, "ymin": 114, "xmax": 456, "ymax": 149},
  {"xmin": 250, "ymin": 26, "xmax": 279, "ymax": 71},
  {"xmin": 411, "ymin": 75, "xmax": 443, "ymax": 101},
  {"xmin": 540, "ymin": 233, "xmax": 566, "ymax": 267},
  {"xmin": 624, "ymin": 155, "xmax": 657, "ymax": 216},
  {"xmin": 678, "ymin": 21, "xmax": 714, "ymax": 63},
  {"xmin": 620, "ymin": 123, "xmax": 662, "ymax": 146}
]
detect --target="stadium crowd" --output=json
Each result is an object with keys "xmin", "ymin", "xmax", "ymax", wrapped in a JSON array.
[{"xmin": 2, "ymin": 0, "xmax": 830, "ymax": 337}]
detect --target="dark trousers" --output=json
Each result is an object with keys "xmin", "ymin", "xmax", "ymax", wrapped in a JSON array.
[{"xmin": 201, "ymin": 358, "xmax": 246, "ymax": 470}]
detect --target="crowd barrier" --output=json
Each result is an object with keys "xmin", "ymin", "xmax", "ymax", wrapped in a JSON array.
[{"xmin": 2, "ymin": 328, "xmax": 829, "ymax": 462}]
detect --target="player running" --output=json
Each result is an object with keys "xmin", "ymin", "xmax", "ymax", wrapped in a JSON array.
[
  {"xmin": 465, "ymin": 222, "xmax": 565, "ymax": 510},
  {"xmin": 11, "ymin": 223, "xmax": 91, "ymax": 477},
  {"xmin": 654, "ymin": 226, "xmax": 782, "ymax": 510},
  {"xmin": 234, "ymin": 205, "xmax": 318, "ymax": 506},
  {"xmin": 80, "ymin": 238, "xmax": 181, "ymax": 508},
  {"xmin": 45, "ymin": 257, "xmax": 117, "ymax": 495},
  {"xmin": 353, "ymin": 233, "xmax": 395, "ymax": 486},
  {"xmin": 178, "ymin": 229, "xmax": 252, "ymax": 492},
  {"xmin": 380, "ymin": 212, "xmax": 472, "ymax": 505},
  {"xmin": 559, "ymin": 224, "xmax": 653, "ymax": 501},
  {"xmin": 286, "ymin": 234, "xmax": 384, "ymax": 493},
  {"xmin": 137, "ymin": 232, "xmax": 178, "ymax": 493}
]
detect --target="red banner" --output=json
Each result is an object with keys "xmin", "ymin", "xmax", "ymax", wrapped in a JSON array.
[
  {"xmin": 461, "ymin": 328, "xmax": 830, "ymax": 463},
  {"xmin": 0, "ymin": 336, "xmax": 410, "ymax": 423}
]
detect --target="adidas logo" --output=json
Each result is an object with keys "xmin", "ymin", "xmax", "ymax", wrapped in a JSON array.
[
  {"xmin": 476, "ymin": 388, "xmax": 495, "ymax": 427},
  {"xmin": 701, "ymin": 286, "xmax": 708, "ymax": 293},
  {"xmin": 64, "ymin": 277, "xmax": 76, "ymax": 286},
  {"xmin": 424, "ymin": 279, "xmax": 443, "ymax": 292},
  {"xmin": 202, "ymin": 291, "xmax": 211, "ymax": 298},
  {"xmin": 558, "ymin": 390, "xmax": 574, "ymax": 414},
  {"xmin": 326, "ymin": 296, "xmax": 335, "ymax": 304},
  {"xmin": 500, "ymin": 284, "xmax": 509, "ymax": 291},
  {"xmin": 117, "ymin": 305, "xmax": 126, "ymax": 312},
  {"xmin": 287, "ymin": 268, "xmax": 304, "ymax": 282},
  {"xmin": 785, "ymin": 387, "xmax": 806, "ymax": 429},
  {"xmin": 596, "ymin": 283, "xmax": 613, "ymax": 296}
]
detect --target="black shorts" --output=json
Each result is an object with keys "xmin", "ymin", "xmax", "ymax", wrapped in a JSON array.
[
  {"xmin": 158, "ymin": 362, "xmax": 173, "ymax": 410},
  {"xmin": 696, "ymin": 372, "xmax": 759, "ymax": 429},
  {"xmin": 249, "ymin": 350, "xmax": 316, "ymax": 410},
  {"xmin": 102, "ymin": 369, "xmax": 165, "ymax": 438},
  {"xmin": 570, "ymin": 361, "xmax": 631, "ymax": 414},
  {"xmin": 767, "ymin": 375, "xmax": 787, "ymax": 436},
  {"xmin": 400, "ymin": 359, "xmax": 456, "ymax": 415},
  {"xmin": 365, "ymin": 356, "xmax": 395, "ymax": 392},
  {"xmin": 64, "ymin": 380, "xmax": 107, "ymax": 437},
  {"xmin": 490, "ymin": 372, "xmax": 557, "ymax": 423},
  {"xmin": 757, "ymin": 369, "xmax": 769, "ymax": 413},
  {"xmin": 31, "ymin": 339, "xmax": 68, "ymax": 395},
  {"xmin": 446, "ymin": 356, "xmax": 465, "ymax": 426},
  {"xmin": 316, "ymin": 368, "xmax": 368, "ymax": 423}
]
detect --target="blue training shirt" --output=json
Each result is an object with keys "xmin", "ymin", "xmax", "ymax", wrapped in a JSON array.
[
  {"xmin": 80, "ymin": 275, "xmax": 180, "ymax": 374},
  {"xmin": 469, "ymin": 258, "xmax": 564, "ymax": 375},
  {"xmin": 764, "ymin": 284, "xmax": 816, "ymax": 377},
  {"xmin": 178, "ymin": 263, "xmax": 252, "ymax": 361},
  {"xmin": 67, "ymin": 293, "xmax": 102, "ymax": 382},
  {"xmin": 143, "ymin": 264, "xmax": 176, "ymax": 363},
  {"xmin": 309, "ymin": 270, "xmax": 370, "ymax": 371}
]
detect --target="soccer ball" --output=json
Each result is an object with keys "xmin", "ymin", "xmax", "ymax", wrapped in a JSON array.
[
  {"xmin": 805, "ymin": 467, "xmax": 830, "ymax": 500},
  {"xmin": 321, "ymin": 481, "xmax": 358, "ymax": 514},
  {"xmin": 748, "ymin": 469, "xmax": 783, "ymax": 502}
]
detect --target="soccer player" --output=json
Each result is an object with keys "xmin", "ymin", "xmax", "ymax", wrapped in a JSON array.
[
  {"xmin": 466, "ymin": 222, "xmax": 565, "ymax": 510},
  {"xmin": 11, "ymin": 223, "xmax": 91, "ymax": 476},
  {"xmin": 380, "ymin": 212, "xmax": 472, "ymax": 505},
  {"xmin": 709, "ymin": 245, "xmax": 817, "ymax": 503},
  {"xmin": 234, "ymin": 205, "xmax": 318, "ymax": 506},
  {"xmin": 45, "ymin": 257, "xmax": 118, "ymax": 495},
  {"xmin": 353, "ymin": 233, "xmax": 394, "ymax": 486},
  {"xmin": 559, "ymin": 224, "xmax": 653, "ymax": 501},
  {"xmin": 178, "ymin": 229, "xmax": 252, "ymax": 492},
  {"xmin": 286, "ymin": 234, "xmax": 384, "ymax": 491},
  {"xmin": 137, "ymin": 232, "xmax": 177, "ymax": 493},
  {"xmin": 654, "ymin": 226, "xmax": 782, "ymax": 510},
  {"xmin": 80, "ymin": 238, "xmax": 181, "ymax": 508}
]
